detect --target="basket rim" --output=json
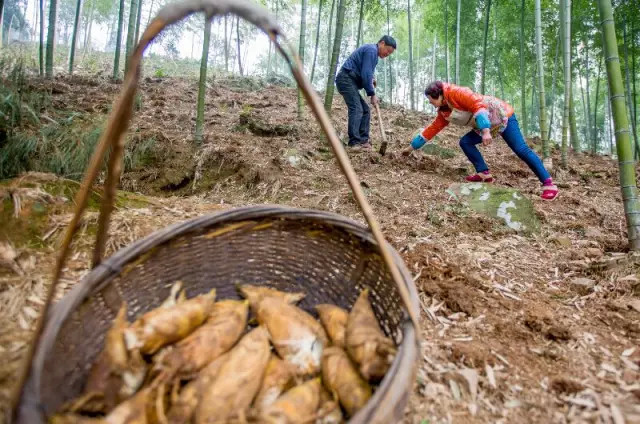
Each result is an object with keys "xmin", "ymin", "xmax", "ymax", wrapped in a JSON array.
[{"xmin": 20, "ymin": 205, "xmax": 420, "ymax": 423}]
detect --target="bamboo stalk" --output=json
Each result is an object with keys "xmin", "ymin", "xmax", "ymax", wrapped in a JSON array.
[
  {"xmin": 560, "ymin": 0, "xmax": 571, "ymax": 169},
  {"xmin": 598, "ymin": 0, "xmax": 640, "ymax": 249}
]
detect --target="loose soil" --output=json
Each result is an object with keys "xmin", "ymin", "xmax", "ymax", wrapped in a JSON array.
[{"xmin": 1, "ymin": 74, "xmax": 639, "ymax": 423}]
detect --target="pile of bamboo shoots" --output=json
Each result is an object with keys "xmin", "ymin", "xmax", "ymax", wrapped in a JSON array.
[{"xmin": 50, "ymin": 282, "xmax": 397, "ymax": 424}]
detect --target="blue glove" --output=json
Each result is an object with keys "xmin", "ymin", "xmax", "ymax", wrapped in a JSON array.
[{"xmin": 411, "ymin": 133, "xmax": 427, "ymax": 150}]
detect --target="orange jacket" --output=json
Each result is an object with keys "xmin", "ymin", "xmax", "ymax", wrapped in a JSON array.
[{"xmin": 421, "ymin": 83, "xmax": 514, "ymax": 140}]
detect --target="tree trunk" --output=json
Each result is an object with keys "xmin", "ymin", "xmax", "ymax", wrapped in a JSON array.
[
  {"xmin": 455, "ymin": 0, "xmax": 460, "ymax": 84},
  {"xmin": 145, "ymin": 0, "xmax": 154, "ymax": 27},
  {"xmin": 267, "ymin": 0, "xmax": 272, "ymax": 75},
  {"xmin": 583, "ymin": 35, "xmax": 593, "ymax": 152},
  {"xmin": 134, "ymin": 0, "xmax": 142, "ymax": 45},
  {"xmin": 68, "ymin": 0, "xmax": 83, "ymax": 73},
  {"xmin": 416, "ymin": 14, "xmax": 421, "ymax": 109},
  {"xmin": 570, "ymin": 91, "xmax": 579, "ymax": 150},
  {"xmin": 0, "ymin": 0, "xmax": 4, "ymax": 48},
  {"xmin": 112, "ymin": 0, "xmax": 125, "ymax": 78},
  {"xmin": 273, "ymin": 1, "xmax": 278, "ymax": 74},
  {"xmin": 195, "ymin": 17, "xmax": 211, "ymax": 144},
  {"xmin": 356, "ymin": 0, "xmax": 364, "ymax": 46},
  {"xmin": 401, "ymin": 69, "xmax": 406, "ymax": 105},
  {"xmin": 408, "ymin": 0, "xmax": 414, "ymax": 109},
  {"xmin": 394, "ymin": 59, "xmax": 399, "ymax": 103},
  {"xmin": 444, "ymin": 0, "xmax": 449, "ymax": 82},
  {"xmin": 386, "ymin": 0, "xmax": 392, "ymax": 102},
  {"xmin": 44, "ymin": 0, "xmax": 57, "ymax": 78},
  {"xmin": 548, "ymin": 29, "xmax": 560, "ymax": 143},
  {"xmin": 327, "ymin": 0, "xmax": 336, "ymax": 67},
  {"xmin": 603, "ymin": 82, "xmax": 609, "ymax": 152},
  {"xmin": 534, "ymin": 0, "xmax": 549, "ymax": 163},
  {"xmin": 241, "ymin": 27, "xmax": 249, "ymax": 74},
  {"xmin": 105, "ymin": 10, "xmax": 113, "ymax": 50},
  {"xmin": 560, "ymin": 0, "xmax": 571, "ymax": 167},
  {"xmin": 496, "ymin": 57, "xmax": 505, "ymax": 99},
  {"xmin": 33, "ymin": 0, "xmax": 38, "ymax": 42},
  {"xmin": 431, "ymin": 33, "xmax": 437, "ymax": 82},
  {"xmin": 607, "ymin": 79, "xmax": 614, "ymax": 154},
  {"xmin": 6, "ymin": 12, "xmax": 13, "ymax": 45},
  {"xmin": 224, "ymin": 15, "xmax": 229, "ymax": 73},
  {"xmin": 623, "ymin": 17, "xmax": 639, "ymax": 158},
  {"xmin": 83, "ymin": 0, "xmax": 95, "ymax": 55},
  {"xmin": 597, "ymin": 0, "xmax": 640, "ymax": 249},
  {"xmin": 492, "ymin": 4, "xmax": 503, "ymax": 99},
  {"xmin": 103, "ymin": 0, "xmax": 118, "ymax": 52},
  {"xmin": 531, "ymin": 65, "xmax": 537, "ymax": 130},
  {"xmin": 124, "ymin": 0, "xmax": 138, "ymax": 74},
  {"xmin": 580, "ymin": 74, "xmax": 588, "ymax": 145},
  {"xmin": 236, "ymin": 15, "xmax": 243, "ymax": 76},
  {"xmin": 632, "ymin": 16, "xmax": 637, "ymax": 134},
  {"xmin": 297, "ymin": 0, "xmax": 307, "ymax": 119},
  {"xmin": 190, "ymin": 32, "xmax": 195, "ymax": 59},
  {"xmin": 519, "ymin": 0, "xmax": 526, "ymax": 135},
  {"xmin": 481, "ymin": 0, "xmax": 491, "ymax": 94},
  {"xmin": 324, "ymin": 0, "xmax": 346, "ymax": 112},
  {"xmin": 228, "ymin": 17, "xmax": 235, "ymax": 72},
  {"xmin": 593, "ymin": 48, "xmax": 603, "ymax": 154},
  {"xmin": 309, "ymin": 0, "xmax": 323, "ymax": 83}
]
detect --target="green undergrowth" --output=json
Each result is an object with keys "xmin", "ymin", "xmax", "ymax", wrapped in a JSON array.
[{"xmin": 0, "ymin": 174, "xmax": 154, "ymax": 248}]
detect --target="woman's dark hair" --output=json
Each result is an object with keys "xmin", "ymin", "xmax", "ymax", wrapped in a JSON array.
[{"xmin": 425, "ymin": 81, "xmax": 444, "ymax": 99}]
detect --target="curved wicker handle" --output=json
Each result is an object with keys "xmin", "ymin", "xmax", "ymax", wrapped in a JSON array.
[{"xmin": 11, "ymin": 0, "xmax": 421, "ymax": 416}]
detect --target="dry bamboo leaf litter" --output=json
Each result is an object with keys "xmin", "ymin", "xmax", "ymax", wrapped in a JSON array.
[{"xmin": 2, "ymin": 78, "xmax": 639, "ymax": 422}]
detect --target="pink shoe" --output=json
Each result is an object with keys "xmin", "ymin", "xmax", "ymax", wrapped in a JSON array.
[
  {"xmin": 465, "ymin": 170, "xmax": 495, "ymax": 183},
  {"xmin": 541, "ymin": 184, "xmax": 559, "ymax": 201}
]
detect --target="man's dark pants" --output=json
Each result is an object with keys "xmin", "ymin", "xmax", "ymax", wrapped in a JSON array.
[{"xmin": 336, "ymin": 70, "xmax": 370, "ymax": 146}]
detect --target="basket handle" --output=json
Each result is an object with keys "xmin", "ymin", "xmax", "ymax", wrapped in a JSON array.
[{"xmin": 11, "ymin": 0, "xmax": 420, "ymax": 417}]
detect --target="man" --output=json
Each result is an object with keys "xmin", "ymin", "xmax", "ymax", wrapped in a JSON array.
[{"xmin": 335, "ymin": 35, "xmax": 396, "ymax": 150}]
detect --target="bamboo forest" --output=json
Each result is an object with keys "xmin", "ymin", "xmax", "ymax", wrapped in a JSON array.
[{"xmin": 0, "ymin": 0, "xmax": 639, "ymax": 422}]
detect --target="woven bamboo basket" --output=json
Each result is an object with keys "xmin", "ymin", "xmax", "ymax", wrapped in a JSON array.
[{"xmin": 10, "ymin": 1, "xmax": 421, "ymax": 422}]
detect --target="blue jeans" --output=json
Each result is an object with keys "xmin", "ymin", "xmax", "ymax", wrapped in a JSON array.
[
  {"xmin": 459, "ymin": 114, "xmax": 550, "ymax": 183},
  {"xmin": 336, "ymin": 70, "xmax": 370, "ymax": 146}
]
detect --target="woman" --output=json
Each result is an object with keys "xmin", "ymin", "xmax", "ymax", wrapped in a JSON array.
[{"xmin": 403, "ymin": 81, "xmax": 558, "ymax": 201}]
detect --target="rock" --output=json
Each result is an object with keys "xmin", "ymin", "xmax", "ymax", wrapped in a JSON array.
[
  {"xmin": 422, "ymin": 143, "xmax": 457, "ymax": 159},
  {"xmin": 569, "ymin": 278, "xmax": 596, "ymax": 295},
  {"xmin": 283, "ymin": 148, "xmax": 303, "ymax": 168},
  {"xmin": 265, "ymin": 74, "xmax": 294, "ymax": 87},
  {"xmin": 446, "ymin": 183, "xmax": 540, "ymax": 234}
]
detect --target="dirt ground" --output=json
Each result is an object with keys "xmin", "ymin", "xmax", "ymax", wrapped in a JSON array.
[{"xmin": 1, "ymin": 75, "xmax": 639, "ymax": 423}]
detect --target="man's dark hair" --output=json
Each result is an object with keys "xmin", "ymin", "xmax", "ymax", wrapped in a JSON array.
[
  {"xmin": 378, "ymin": 35, "xmax": 397, "ymax": 49},
  {"xmin": 425, "ymin": 81, "xmax": 444, "ymax": 99}
]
